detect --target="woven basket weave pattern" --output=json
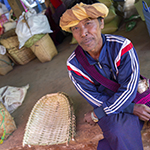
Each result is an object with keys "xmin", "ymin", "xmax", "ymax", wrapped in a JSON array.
[
  {"xmin": 23, "ymin": 92, "xmax": 76, "ymax": 146},
  {"xmin": 8, "ymin": 47, "xmax": 35, "ymax": 65},
  {"xmin": 30, "ymin": 34, "xmax": 58, "ymax": 63},
  {"xmin": 0, "ymin": 36, "xmax": 19, "ymax": 49},
  {"xmin": 0, "ymin": 54, "xmax": 13, "ymax": 75}
]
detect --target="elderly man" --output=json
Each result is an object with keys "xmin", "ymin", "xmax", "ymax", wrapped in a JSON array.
[{"xmin": 60, "ymin": 2, "xmax": 150, "ymax": 150}]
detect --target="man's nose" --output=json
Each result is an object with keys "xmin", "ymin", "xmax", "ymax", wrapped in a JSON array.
[{"xmin": 80, "ymin": 26, "xmax": 88, "ymax": 37}]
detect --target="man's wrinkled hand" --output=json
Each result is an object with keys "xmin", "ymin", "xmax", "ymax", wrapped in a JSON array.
[
  {"xmin": 133, "ymin": 104, "xmax": 150, "ymax": 121},
  {"xmin": 83, "ymin": 110, "xmax": 97, "ymax": 126}
]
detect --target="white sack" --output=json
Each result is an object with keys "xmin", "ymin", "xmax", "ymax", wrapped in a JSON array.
[
  {"xmin": 0, "ymin": 84, "xmax": 29, "ymax": 114},
  {"xmin": 3, "ymin": 21, "xmax": 17, "ymax": 32},
  {"xmin": 0, "ymin": 2, "xmax": 8, "ymax": 15},
  {"xmin": 0, "ymin": 45, "xmax": 6, "ymax": 55},
  {"xmin": 16, "ymin": 11, "xmax": 53, "ymax": 49}
]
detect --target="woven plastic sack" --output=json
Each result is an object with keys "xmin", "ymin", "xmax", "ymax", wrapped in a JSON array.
[
  {"xmin": 30, "ymin": 34, "xmax": 58, "ymax": 63},
  {"xmin": 0, "ymin": 84, "xmax": 29, "ymax": 114},
  {"xmin": 23, "ymin": 92, "xmax": 76, "ymax": 147},
  {"xmin": 0, "ymin": 102, "xmax": 17, "ymax": 144},
  {"xmin": 0, "ymin": 54, "xmax": 13, "ymax": 76}
]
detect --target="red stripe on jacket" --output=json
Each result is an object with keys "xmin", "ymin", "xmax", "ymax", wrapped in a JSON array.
[
  {"xmin": 116, "ymin": 42, "xmax": 133, "ymax": 67},
  {"xmin": 67, "ymin": 66, "xmax": 94, "ymax": 84}
]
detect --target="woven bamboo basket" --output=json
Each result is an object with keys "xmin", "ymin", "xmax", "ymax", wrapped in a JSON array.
[
  {"xmin": 30, "ymin": 34, "xmax": 58, "ymax": 63},
  {"xmin": 7, "ymin": 46, "xmax": 36, "ymax": 65},
  {"xmin": 23, "ymin": 92, "xmax": 76, "ymax": 147},
  {"xmin": 0, "ymin": 29, "xmax": 18, "ymax": 49},
  {"xmin": 0, "ymin": 36, "xmax": 19, "ymax": 49},
  {"xmin": 0, "ymin": 102, "xmax": 17, "ymax": 144},
  {"xmin": 0, "ymin": 54, "xmax": 13, "ymax": 75}
]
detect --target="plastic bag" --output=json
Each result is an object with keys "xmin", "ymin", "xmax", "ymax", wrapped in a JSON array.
[
  {"xmin": 0, "ymin": 84, "xmax": 29, "ymax": 114},
  {"xmin": 16, "ymin": 10, "xmax": 53, "ymax": 49},
  {"xmin": 0, "ymin": 2, "xmax": 8, "ymax": 15},
  {"xmin": 0, "ymin": 45, "xmax": 6, "ymax": 55}
]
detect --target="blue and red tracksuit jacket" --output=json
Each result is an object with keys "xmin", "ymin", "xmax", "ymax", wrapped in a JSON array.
[{"xmin": 67, "ymin": 34, "xmax": 140, "ymax": 119}]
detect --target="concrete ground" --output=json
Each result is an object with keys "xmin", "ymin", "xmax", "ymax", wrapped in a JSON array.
[{"xmin": 0, "ymin": 19, "xmax": 150, "ymax": 150}]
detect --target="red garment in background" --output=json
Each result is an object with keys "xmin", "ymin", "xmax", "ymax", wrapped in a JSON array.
[{"xmin": 50, "ymin": 0, "xmax": 62, "ymax": 9}]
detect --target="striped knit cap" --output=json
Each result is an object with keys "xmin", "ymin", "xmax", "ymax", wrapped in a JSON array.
[{"xmin": 59, "ymin": 2, "xmax": 109, "ymax": 32}]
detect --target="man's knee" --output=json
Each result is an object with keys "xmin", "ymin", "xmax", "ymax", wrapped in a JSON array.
[
  {"xmin": 102, "ymin": 121, "xmax": 124, "ymax": 138},
  {"xmin": 98, "ymin": 113, "xmax": 140, "ymax": 138}
]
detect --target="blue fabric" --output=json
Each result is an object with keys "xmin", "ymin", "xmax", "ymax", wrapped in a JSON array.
[
  {"xmin": 67, "ymin": 34, "xmax": 140, "ymax": 119},
  {"xmin": 35, "ymin": 0, "xmax": 42, "ymax": 13},
  {"xmin": 94, "ymin": 102, "xmax": 135, "ymax": 120},
  {"xmin": 97, "ymin": 139, "xmax": 112, "ymax": 150},
  {"xmin": 97, "ymin": 113, "xmax": 144, "ymax": 150},
  {"xmin": 0, "ymin": 0, "xmax": 11, "ymax": 11}
]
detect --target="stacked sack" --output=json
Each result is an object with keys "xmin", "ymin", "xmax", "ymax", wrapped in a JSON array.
[{"xmin": 98, "ymin": 0, "xmax": 122, "ymax": 34}]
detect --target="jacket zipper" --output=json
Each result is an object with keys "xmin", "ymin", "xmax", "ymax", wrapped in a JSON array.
[
  {"xmin": 97, "ymin": 62, "xmax": 109, "ymax": 79},
  {"xmin": 98, "ymin": 62, "xmax": 102, "ymax": 69}
]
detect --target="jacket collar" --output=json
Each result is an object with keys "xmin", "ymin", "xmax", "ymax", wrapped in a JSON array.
[{"xmin": 84, "ymin": 34, "xmax": 106, "ymax": 65}]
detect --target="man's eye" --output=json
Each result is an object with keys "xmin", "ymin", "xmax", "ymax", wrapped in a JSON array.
[
  {"xmin": 86, "ymin": 21, "xmax": 91, "ymax": 25},
  {"xmin": 72, "ymin": 27, "xmax": 78, "ymax": 31}
]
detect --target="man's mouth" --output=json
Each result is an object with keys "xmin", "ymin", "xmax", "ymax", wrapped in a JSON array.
[{"xmin": 81, "ymin": 38, "xmax": 92, "ymax": 45}]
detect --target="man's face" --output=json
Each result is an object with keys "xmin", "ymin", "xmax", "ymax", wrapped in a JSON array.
[{"xmin": 71, "ymin": 18, "xmax": 104, "ymax": 53}]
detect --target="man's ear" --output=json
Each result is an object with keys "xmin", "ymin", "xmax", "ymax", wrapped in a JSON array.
[{"xmin": 100, "ymin": 19, "xmax": 104, "ymax": 29}]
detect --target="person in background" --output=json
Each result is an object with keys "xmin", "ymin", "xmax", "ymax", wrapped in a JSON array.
[
  {"xmin": 60, "ymin": 2, "xmax": 150, "ymax": 150},
  {"xmin": 44, "ymin": 0, "xmax": 66, "ymax": 46}
]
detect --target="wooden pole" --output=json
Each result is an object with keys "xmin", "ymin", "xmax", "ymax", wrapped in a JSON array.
[{"xmin": 7, "ymin": 0, "xmax": 25, "ymax": 19}]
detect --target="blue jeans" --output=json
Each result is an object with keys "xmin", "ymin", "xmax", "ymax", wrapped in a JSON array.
[{"xmin": 97, "ymin": 113, "xmax": 144, "ymax": 150}]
